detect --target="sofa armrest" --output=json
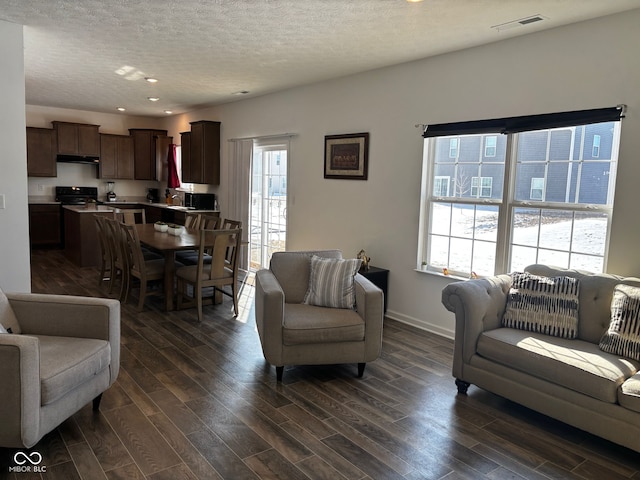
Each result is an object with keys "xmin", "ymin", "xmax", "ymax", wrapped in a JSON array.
[
  {"xmin": 255, "ymin": 269, "xmax": 285, "ymax": 365},
  {"xmin": 6, "ymin": 293, "xmax": 121, "ymax": 383},
  {"xmin": 441, "ymin": 275, "xmax": 511, "ymax": 377},
  {"xmin": 354, "ymin": 274, "xmax": 384, "ymax": 360},
  {"xmin": 0, "ymin": 335, "xmax": 41, "ymax": 448}
]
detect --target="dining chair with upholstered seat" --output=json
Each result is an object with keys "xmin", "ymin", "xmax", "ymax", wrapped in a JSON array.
[
  {"xmin": 184, "ymin": 212, "xmax": 202, "ymax": 229},
  {"xmin": 175, "ymin": 212, "xmax": 222, "ymax": 266},
  {"xmin": 176, "ymin": 228, "xmax": 242, "ymax": 322},
  {"xmin": 120, "ymin": 222, "xmax": 167, "ymax": 311}
]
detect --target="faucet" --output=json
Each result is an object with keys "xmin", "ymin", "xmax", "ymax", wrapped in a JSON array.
[{"xmin": 171, "ymin": 194, "xmax": 182, "ymax": 206}]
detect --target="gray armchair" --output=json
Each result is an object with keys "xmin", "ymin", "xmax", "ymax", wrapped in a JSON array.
[
  {"xmin": 255, "ymin": 250, "xmax": 384, "ymax": 381},
  {"xmin": 0, "ymin": 290, "xmax": 120, "ymax": 448}
]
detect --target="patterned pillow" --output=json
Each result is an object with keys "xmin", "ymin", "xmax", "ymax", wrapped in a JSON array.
[
  {"xmin": 304, "ymin": 256, "xmax": 362, "ymax": 309},
  {"xmin": 502, "ymin": 272, "xmax": 580, "ymax": 339},
  {"xmin": 599, "ymin": 284, "xmax": 640, "ymax": 361}
]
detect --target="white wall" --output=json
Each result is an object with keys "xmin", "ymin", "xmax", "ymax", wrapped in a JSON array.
[
  {"xmin": 161, "ymin": 10, "xmax": 640, "ymax": 337},
  {"xmin": 0, "ymin": 20, "xmax": 30, "ymax": 292}
]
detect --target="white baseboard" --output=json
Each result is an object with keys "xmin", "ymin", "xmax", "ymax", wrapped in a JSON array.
[{"xmin": 384, "ymin": 309, "xmax": 455, "ymax": 340}]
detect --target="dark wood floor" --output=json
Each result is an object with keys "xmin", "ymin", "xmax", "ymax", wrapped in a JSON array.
[{"xmin": 2, "ymin": 249, "xmax": 640, "ymax": 479}]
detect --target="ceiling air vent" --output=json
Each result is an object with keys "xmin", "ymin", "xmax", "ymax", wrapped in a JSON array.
[{"xmin": 491, "ymin": 14, "xmax": 547, "ymax": 32}]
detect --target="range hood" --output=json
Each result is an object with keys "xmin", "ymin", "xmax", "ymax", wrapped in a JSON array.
[{"xmin": 56, "ymin": 154, "xmax": 100, "ymax": 165}]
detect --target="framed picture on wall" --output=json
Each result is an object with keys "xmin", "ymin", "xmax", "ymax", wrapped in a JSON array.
[{"xmin": 324, "ymin": 132, "xmax": 369, "ymax": 180}]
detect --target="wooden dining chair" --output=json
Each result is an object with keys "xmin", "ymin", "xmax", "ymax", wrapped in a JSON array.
[
  {"xmin": 199, "ymin": 212, "xmax": 221, "ymax": 229},
  {"xmin": 103, "ymin": 217, "xmax": 129, "ymax": 301},
  {"xmin": 176, "ymin": 228, "xmax": 242, "ymax": 322},
  {"xmin": 176, "ymin": 212, "xmax": 221, "ymax": 265},
  {"xmin": 94, "ymin": 215, "xmax": 112, "ymax": 288},
  {"xmin": 184, "ymin": 212, "xmax": 201, "ymax": 229},
  {"xmin": 119, "ymin": 222, "xmax": 166, "ymax": 311},
  {"xmin": 115, "ymin": 208, "xmax": 146, "ymax": 225}
]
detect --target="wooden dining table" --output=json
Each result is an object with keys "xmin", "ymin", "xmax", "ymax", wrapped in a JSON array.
[{"xmin": 135, "ymin": 223, "xmax": 200, "ymax": 311}]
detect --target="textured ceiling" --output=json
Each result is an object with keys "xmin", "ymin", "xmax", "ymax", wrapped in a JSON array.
[{"xmin": 1, "ymin": 0, "xmax": 639, "ymax": 117}]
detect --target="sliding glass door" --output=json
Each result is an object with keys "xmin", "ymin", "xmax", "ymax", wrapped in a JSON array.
[{"xmin": 250, "ymin": 141, "xmax": 288, "ymax": 270}]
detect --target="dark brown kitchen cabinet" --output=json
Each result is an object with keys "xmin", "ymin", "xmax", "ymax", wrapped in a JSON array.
[
  {"xmin": 52, "ymin": 121, "xmax": 100, "ymax": 157},
  {"xmin": 29, "ymin": 204, "xmax": 62, "ymax": 247},
  {"xmin": 129, "ymin": 129, "xmax": 172, "ymax": 180},
  {"xmin": 183, "ymin": 120, "xmax": 220, "ymax": 184},
  {"xmin": 99, "ymin": 134, "xmax": 134, "ymax": 179},
  {"xmin": 180, "ymin": 131, "xmax": 191, "ymax": 181},
  {"xmin": 26, "ymin": 127, "xmax": 57, "ymax": 177}
]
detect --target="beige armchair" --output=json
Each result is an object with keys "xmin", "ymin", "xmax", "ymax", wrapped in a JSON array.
[
  {"xmin": 255, "ymin": 250, "xmax": 384, "ymax": 381},
  {"xmin": 0, "ymin": 289, "xmax": 120, "ymax": 448}
]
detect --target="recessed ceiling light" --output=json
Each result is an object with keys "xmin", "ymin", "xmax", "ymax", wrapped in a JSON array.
[
  {"xmin": 116, "ymin": 107, "xmax": 126, "ymax": 112},
  {"xmin": 145, "ymin": 77, "xmax": 158, "ymax": 83},
  {"xmin": 232, "ymin": 90, "xmax": 250, "ymax": 95},
  {"xmin": 406, "ymin": 0, "xmax": 424, "ymax": 3},
  {"xmin": 164, "ymin": 110, "xmax": 173, "ymax": 114},
  {"xmin": 147, "ymin": 97, "xmax": 160, "ymax": 102}
]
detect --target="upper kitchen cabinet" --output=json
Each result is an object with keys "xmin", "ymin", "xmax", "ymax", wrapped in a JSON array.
[
  {"xmin": 129, "ymin": 129, "xmax": 172, "ymax": 180},
  {"xmin": 183, "ymin": 121, "xmax": 221, "ymax": 184},
  {"xmin": 52, "ymin": 121, "xmax": 100, "ymax": 157},
  {"xmin": 26, "ymin": 127, "xmax": 57, "ymax": 177},
  {"xmin": 99, "ymin": 134, "xmax": 134, "ymax": 179}
]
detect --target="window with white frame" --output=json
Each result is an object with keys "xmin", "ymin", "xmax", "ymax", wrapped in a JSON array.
[
  {"xmin": 485, "ymin": 135, "xmax": 497, "ymax": 157},
  {"xmin": 530, "ymin": 177, "xmax": 544, "ymax": 200},
  {"xmin": 471, "ymin": 176, "xmax": 493, "ymax": 197},
  {"xmin": 433, "ymin": 176, "xmax": 450, "ymax": 197},
  {"xmin": 418, "ymin": 106, "xmax": 624, "ymax": 277},
  {"xmin": 593, "ymin": 134, "xmax": 601, "ymax": 157},
  {"xmin": 449, "ymin": 138, "xmax": 459, "ymax": 158}
]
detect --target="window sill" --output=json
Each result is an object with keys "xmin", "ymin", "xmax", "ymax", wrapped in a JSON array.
[{"xmin": 414, "ymin": 268, "xmax": 470, "ymax": 282}]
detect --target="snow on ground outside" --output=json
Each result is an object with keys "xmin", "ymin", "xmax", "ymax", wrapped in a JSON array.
[{"xmin": 429, "ymin": 203, "xmax": 606, "ymax": 276}]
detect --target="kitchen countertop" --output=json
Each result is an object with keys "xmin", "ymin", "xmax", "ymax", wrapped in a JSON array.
[{"xmin": 60, "ymin": 203, "xmax": 219, "ymax": 214}]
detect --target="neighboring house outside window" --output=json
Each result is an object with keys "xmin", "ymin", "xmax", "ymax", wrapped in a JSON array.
[{"xmin": 418, "ymin": 110, "xmax": 623, "ymax": 278}]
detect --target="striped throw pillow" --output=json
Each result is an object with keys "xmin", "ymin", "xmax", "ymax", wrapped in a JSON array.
[
  {"xmin": 502, "ymin": 272, "xmax": 580, "ymax": 339},
  {"xmin": 599, "ymin": 284, "xmax": 640, "ymax": 361},
  {"xmin": 304, "ymin": 256, "xmax": 362, "ymax": 309}
]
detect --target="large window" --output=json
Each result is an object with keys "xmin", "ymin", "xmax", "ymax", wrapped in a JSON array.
[{"xmin": 418, "ymin": 107, "xmax": 623, "ymax": 277}]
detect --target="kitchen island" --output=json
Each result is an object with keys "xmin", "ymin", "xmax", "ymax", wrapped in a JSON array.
[{"xmin": 63, "ymin": 205, "xmax": 117, "ymax": 267}]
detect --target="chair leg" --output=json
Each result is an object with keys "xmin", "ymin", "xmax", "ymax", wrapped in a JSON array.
[
  {"xmin": 455, "ymin": 379, "xmax": 470, "ymax": 394},
  {"xmin": 93, "ymin": 393, "xmax": 103, "ymax": 411},
  {"xmin": 196, "ymin": 285, "xmax": 203, "ymax": 322},
  {"xmin": 232, "ymin": 283, "xmax": 239, "ymax": 316},
  {"xmin": 276, "ymin": 366, "xmax": 284, "ymax": 382},
  {"xmin": 137, "ymin": 279, "xmax": 146, "ymax": 311},
  {"xmin": 357, "ymin": 363, "xmax": 366, "ymax": 378}
]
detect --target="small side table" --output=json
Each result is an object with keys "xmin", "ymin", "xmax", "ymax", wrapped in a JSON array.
[{"xmin": 359, "ymin": 266, "xmax": 389, "ymax": 313}]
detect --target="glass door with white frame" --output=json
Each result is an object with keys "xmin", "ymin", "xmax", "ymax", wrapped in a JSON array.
[{"xmin": 250, "ymin": 142, "xmax": 288, "ymax": 270}]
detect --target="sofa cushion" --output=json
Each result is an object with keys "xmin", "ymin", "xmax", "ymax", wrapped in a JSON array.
[
  {"xmin": 478, "ymin": 328, "xmax": 639, "ymax": 403},
  {"xmin": 502, "ymin": 272, "xmax": 580, "ymax": 339},
  {"xmin": 619, "ymin": 373, "xmax": 640, "ymax": 413},
  {"xmin": 304, "ymin": 256, "xmax": 361, "ymax": 309},
  {"xmin": 270, "ymin": 250, "xmax": 343, "ymax": 304},
  {"xmin": 525, "ymin": 265, "xmax": 640, "ymax": 343},
  {"xmin": 283, "ymin": 303, "xmax": 365, "ymax": 345},
  {"xmin": 0, "ymin": 288, "xmax": 21, "ymax": 334},
  {"xmin": 600, "ymin": 284, "xmax": 640, "ymax": 362},
  {"xmin": 35, "ymin": 335, "xmax": 111, "ymax": 406}
]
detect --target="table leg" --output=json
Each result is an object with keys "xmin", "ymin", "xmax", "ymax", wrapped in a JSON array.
[{"xmin": 164, "ymin": 251, "xmax": 176, "ymax": 311}]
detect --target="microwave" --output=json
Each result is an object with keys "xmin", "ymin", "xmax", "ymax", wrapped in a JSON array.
[{"xmin": 185, "ymin": 193, "xmax": 216, "ymax": 210}]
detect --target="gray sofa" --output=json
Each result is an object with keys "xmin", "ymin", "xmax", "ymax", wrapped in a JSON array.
[{"xmin": 441, "ymin": 264, "xmax": 640, "ymax": 453}]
